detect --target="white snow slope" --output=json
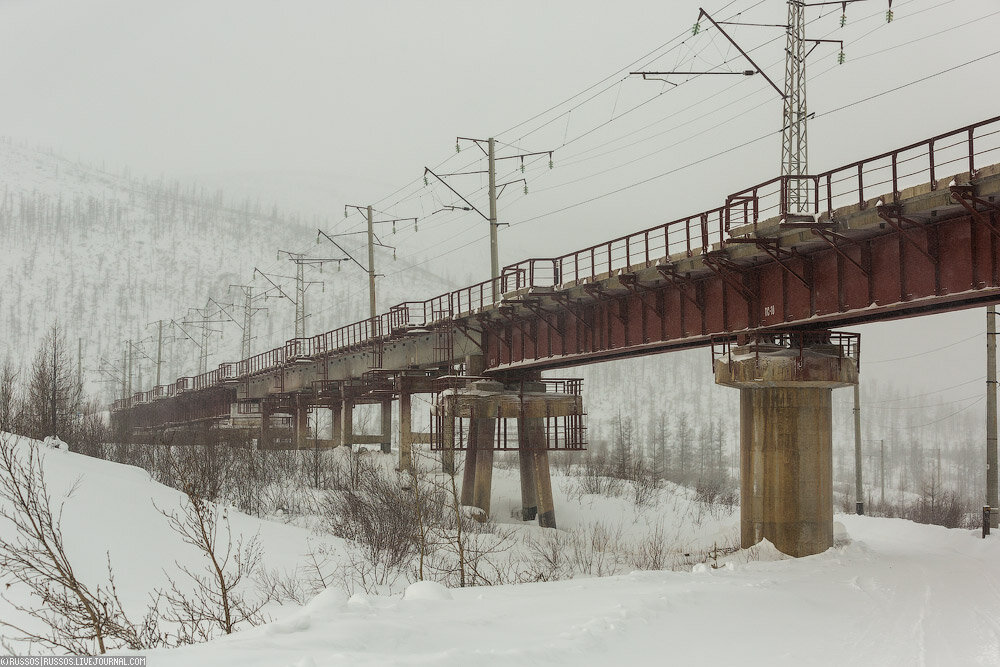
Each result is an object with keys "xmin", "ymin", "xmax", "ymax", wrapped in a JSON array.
[
  {"xmin": 152, "ymin": 519, "xmax": 1000, "ymax": 667},
  {"xmin": 2, "ymin": 438, "xmax": 999, "ymax": 666}
]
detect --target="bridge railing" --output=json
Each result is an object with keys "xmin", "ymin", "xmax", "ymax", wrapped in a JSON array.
[
  {"xmin": 218, "ymin": 363, "xmax": 239, "ymax": 382},
  {"xmin": 725, "ymin": 115, "xmax": 1000, "ymax": 230},
  {"xmin": 505, "ymin": 208, "xmax": 731, "ymax": 289},
  {"xmin": 241, "ymin": 347, "xmax": 284, "ymax": 377},
  {"xmin": 193, "ymin": 368, "xmax": 220, "ymax": 391}
]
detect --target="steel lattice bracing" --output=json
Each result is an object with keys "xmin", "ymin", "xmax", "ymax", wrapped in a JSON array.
[{"xmin": 781, "ymin": 0, "xmax": 809, "ymax": 214}]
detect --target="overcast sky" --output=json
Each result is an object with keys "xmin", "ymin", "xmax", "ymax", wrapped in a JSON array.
[{"xmin": 3, "ymin": 0, "xmax": 999, "ymax": 403}]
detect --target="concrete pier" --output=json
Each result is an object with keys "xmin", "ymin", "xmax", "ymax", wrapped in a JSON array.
[
  {"xmin": 398, "ymin": 391, "xmax": 412, "ymax": 472},
  {"xmin": 714, "ymin": 333, "xmax": 857, "ymax": 557},
  {"xmin": 341, "ymin": 400, "xmax": 353, "ymax": 450},
  {"xmin": 380, "ymin": 399, "xmax": 392, "ymax": 454},
  {"xmin": 471, "ymin": 405, "xmax": 496, "ymax": 516},
  {"xmin": 330, "ymin": 401, "xmax": 342, "ymax": 447},
  {"xmin": 523, "ymin": 415, "xmax": 556, "ymax": 528}
]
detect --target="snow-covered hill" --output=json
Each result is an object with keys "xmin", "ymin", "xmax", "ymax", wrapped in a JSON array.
[{"xmin": 0, "ymin": 140, "xmax": 457, "ymax": 402}]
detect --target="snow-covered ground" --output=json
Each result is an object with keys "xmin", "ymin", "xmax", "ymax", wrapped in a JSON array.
[
  {"xmin": 2, "ymin": 436, "xmax": 998, "ymax": 666},
  {"xmin": 152, "ymin": 515, "xmax": 1000, "ymax": 667}
]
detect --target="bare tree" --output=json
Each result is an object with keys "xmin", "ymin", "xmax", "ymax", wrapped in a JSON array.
[
  {"xmin": 0, "ymin": 436, "xmax": 162, "ymax": 654},
  {"xmin": 156, "ymin": 486, "xmax": 269, "ymax": 644},
  {"xmin": 24, "ymin": 325, "xmax": 81, "ymax": 443},
  {"xmin": 0, "ymin": 359, "xmax": 21, "ymax": 434}
]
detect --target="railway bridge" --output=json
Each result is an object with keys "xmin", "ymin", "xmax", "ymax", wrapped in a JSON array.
[{"xmin": 113, "ymin": 116, "xmax": 1000, "ymax": 557}]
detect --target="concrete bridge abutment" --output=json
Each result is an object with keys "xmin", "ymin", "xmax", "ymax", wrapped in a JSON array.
[{"xmin": 714, "ymin": 331, "xmax": 858, "ymax": 558}]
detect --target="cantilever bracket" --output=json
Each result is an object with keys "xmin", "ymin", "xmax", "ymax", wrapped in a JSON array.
[
  {"xmin": 619, "ymin": 273, "xmax": 663, "ymax": 317},
  {"xmin": 876, "ymin": 204, "xmax": 935, "ymax": 263},
  {"xmin": 582, "ymin": 283, "xmax": 626, "ymax": 324},
  {"xmin": 950, "ymin": 185, "xmax": 1000, "ymax": 239},
  {"xmin": 497, "ymin": 306, "xmax": 538, "ymax": 347},
  {"xmin": 727, "ymin": 236, "xmax": 811, "ymax": 290},
  {"xmin": 476, "ymin": 314, "xmax": 510, "ymax": 354},
  {"xmin": 808, "ymin": 227, "xmax": 869, "ymax": 276},
  {"xmin": 453, "ymin": 321, "xmax": 485, "ymax": 352},
  {"xmin": 655, "ymin": 263, "xmax": 704, "ymax": 311},
  {"xmin": 548, "ymin": 293, "xmax": 590, "ymax": 328},
  {"xmin": 518, "ymin": 300, "xmax": 567, "ymax": 338},
  {"xmin": 700, "ymin": 251, "xmax": 756, "ymax": 303}
]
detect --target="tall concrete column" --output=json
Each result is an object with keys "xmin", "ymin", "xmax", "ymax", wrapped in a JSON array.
[
  {"xmin": 398, "ymin": 391, "xmax": 413, "ymax": 472},
  {"xmin": 441, "ymin": 403, "xmax": 456, "ymax": 475},
  {"xmin": 471, "ymin": 405, "xmax": 496, "ymax": 517},
  {"xmin": 380, "ymin": 399, "xmax": 392, "ymax": 454},
  {"xmin": 341, "ymin": 400, "xmax": 353, "ymax": 451},
  {"xmin": 460, "ymin": 413, "xmax": 479, "ymax": 506},
  {"xmin": 260, "ymin": 401, "xmax": 272, "ymax": 449},
  {"xmin": 331, "ymin": 401, "xmax": 342, "ymax": 447},
  {"xmin": 715, "ymin": 334, "xmax": 857, "ymax": 557},
  {"xmin": 294, "ymin": 398, "xmax": 308, "ymax": 449},
  {"xmin": 523, "ymin": 414, "xmax": 556, "ymax": 528},
  {"xmin": 515, "ymin": 375, "xmax": 546, "ymax": 521},
  {"xmin": 460, "ymin": 354, "xmax": 487, "ymax": 494}
]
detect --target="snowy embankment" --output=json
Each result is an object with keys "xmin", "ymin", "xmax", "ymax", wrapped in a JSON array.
[
  {"xmin": 2, "ymin": 436, "xmax": 999, "ymax": 665},
  {"xmin": 149, "ymin": 518, "xmax": 1000, "ymax": 667}
]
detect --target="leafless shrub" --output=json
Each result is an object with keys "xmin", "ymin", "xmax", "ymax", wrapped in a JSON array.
[
  {"xmin": 319, "ymin": 454, "xmax": 430, "ymax": 592},
  {"xmin": 0, "ymin": 436, "xmax": 163, "ymax": 654},
  {"xmin": 628, "ymin": 523, "xmax": 671, "ymax": 571},
  {"xmin": 568, "ymin": 456, "xmax": 625, "ymax": 499},
  {"xmin": 525, "ymin": 530, "xmax": 573, "ymax": 582},
  {"xmin": 156, "ymin": 487, "xmax": 270, "ymax": 644},
  {"xmin": 630, "ymin": 460, "xmax": 659, "ymax": 509}
]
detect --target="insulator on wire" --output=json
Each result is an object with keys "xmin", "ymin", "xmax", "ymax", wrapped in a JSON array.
[
  {"xmin": 393, "ymin": 249, "xmax": 397, "ymax": 261},
  {"xmin": 414, "ymin": 220, "xmax": 419, "ymax": 232},
  {"xmin": 424, "ymin": 175, "xmax": 429, "ymax": 186},
  {"xmin": 337, "ymin": 262, "xmax": 341, "ymax": 272},
  {"xmin": 455, "ymin": 141, "xmax": 461, "ymax": 153},
  {"xmin": 840, "ymin": 13, "xmax": 846, "ymax": 27},
  {"xmin": 838, "ymin": 50, "xmax": 845, "ymax": 65},
  {"xmin": 520, "ymin": 159, "xmax": 525, "ymax": 174},
  {"xmin": 392, "ymin": 221, "xmax": 397, "ymax": 234},
  {"xmin": 692, "ymin": 21, "xmax": 700, "ymax": 36},
  {"xmin": 523, "ymin": 183, "xmax": 529, "ymax": 195},
  {"xmin": 344, "ymin": 210, "xmax": 348, "ymax": 218},
  {"xmin": 549, "ymin": 158, "xmax": 554, "ymax": 170}
]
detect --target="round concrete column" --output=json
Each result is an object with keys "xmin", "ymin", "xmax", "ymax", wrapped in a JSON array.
[
  {"xmin": 716, "ymin": 337, "xmax": 857, "ymax": 558},
  {"xmin": 740, "ymin": 385, "xmax": 833, "ymax": 557}
]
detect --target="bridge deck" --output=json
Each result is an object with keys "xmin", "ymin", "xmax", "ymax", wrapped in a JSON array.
[{"xmin": 112, "ymin": 116, "xmax": 1000, "ymax": 434}]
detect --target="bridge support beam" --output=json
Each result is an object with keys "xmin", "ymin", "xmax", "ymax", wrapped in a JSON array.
[
  {"xmin": 260, "ymin": 401, "xmax": 272, "ymax": 449},
  {"xmin": 294, "ymin": 397, "xmax": 308, "ymax": 449},
  {"xmin": 460, "ymin": 421, "xmax": 478, "ymax": 506},
  {"xmin": 515, "ymin": 375, "xmax": 546, "ymax": 522},
  {"xmin": 380, "ymin": 399, "xmax": 392, "ymax": 454},
  {"xmin": 398, "ymin": 391, "xmax": 412, "ymax": 472},
  {"xmin": 523, "ymin": 415, "xmax": 556, "ymax": 528},
  {"xmin": 715, "ymin": 332, "xmax": 857, "ymax": 557},
  {"xmin": 330, "ymin": 401, "xmax": 342, "ymax": 447},
  {"xmin": 471, "ymin": 400, "xmax": 498, "ymax": 517},
  {"xmin": 341, "ymin": 400, "xmax": 353, "ymax": 450}
]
